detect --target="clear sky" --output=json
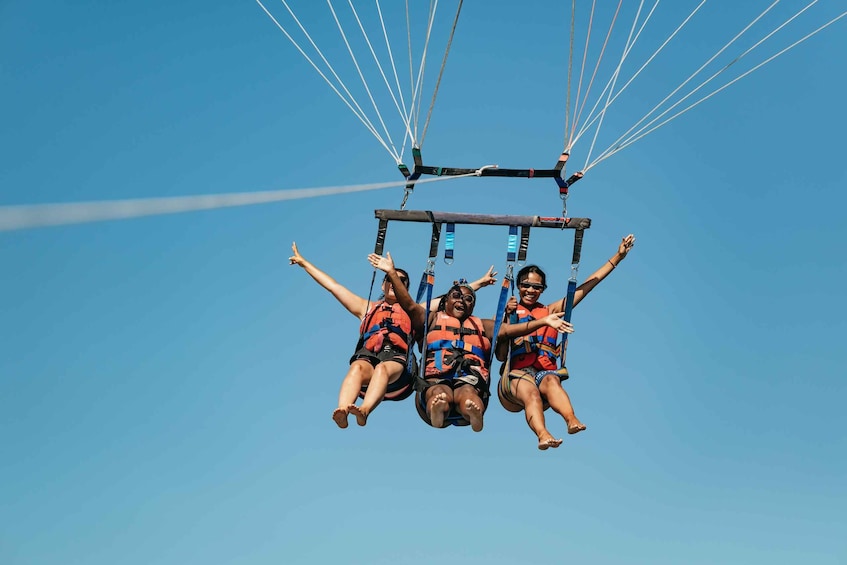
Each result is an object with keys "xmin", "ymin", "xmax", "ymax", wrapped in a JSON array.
[{"xmin": 2, "ymin": 2, "xmax": 846, "ymax": 564}]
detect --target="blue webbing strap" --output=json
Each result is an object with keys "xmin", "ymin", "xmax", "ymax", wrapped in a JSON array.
[
  {"xmin": 412, "ymin": 220, "xmax": 442, "ymax": 383},
  {"xmin": 415, "ymin": 222, "xmax": 441, "ymax": 303},
  {"xmin": 444, "ymin": 223, "xmax": 455, "ymax": 263},
  {"xmin": 489, "ymin": 225, "xmax": 519, "ymax": 366},
  {"xmin": 417, "ymin": 270, "xmax": 435, "ymax": 384},
  {"xmin": 506, "ymin": 225, "xmax": 518, "ymax": 262},
  {"xmin": 559, "ymin": 228, "xmax": 584, "ymax": 367},
  {"xmin": 411, "ymin": 222, "xmax": 442, "ymax": 378}
]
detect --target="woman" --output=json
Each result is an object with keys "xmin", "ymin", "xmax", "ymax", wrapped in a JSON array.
[
  {"xmin": 289, "ymin": 242, "xmax": 497, "ymax": 428},
  {"xmin": 370, "ymin": 252, "xmax": 572, "ymax": 432},
  {"xmin": 497, "ymin": 234, "xmax": 636, "ymax": 450}
]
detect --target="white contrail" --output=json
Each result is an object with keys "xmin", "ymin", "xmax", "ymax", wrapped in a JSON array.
[
  {"xmin": 0, "ymin": 179, "xmax": 418, "ymax": 232},
  {"xmin": 0, "ymin": 173, "xmax": 479, "ymax": 232}
]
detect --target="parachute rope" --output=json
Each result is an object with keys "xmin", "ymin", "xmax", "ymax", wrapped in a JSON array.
[
  {"xmin": 587, "ymin": 2, "xmax": 845, "ymax": 170},
  {"xmin": 566, "ymin": 0, "xmax": 597, "ymax": 151},
  {"xmin": 375, "ymin": 0, "xmax": 415, "ymax": 160},
  {"xmin": 589, "ymin": 0, "xmax": 783, "ymax": 167},
  {"xmin": 419, "ymin": 0, "xmax": 463, "ymax": 148},
  {"xmin": 568, "ymin": 0, "xmax": 623, "ymax": 150},
  {"xmin": 563, "ymin": 0, "xmax": 576, "ymax": 146},
  {"xmin": 255, "ymin": 0, "xmax": 398, "ymax": 160},
  {"xmin": 326, "ymin": 0, "xmax": 401, "ymax": 160},
  {"xmin": 410, "ymin": 1, "xmax": 440, "ymax": 143},
  {"xmin": 346, "ymin": 0, "xmax": 415, "ymax": 150},
  {"xmin": 406, "ymin": 0, "xmax": 415, "ymax": 129},
  {"xmin": 572, "ymin": 0, "xmax": 660, "ymax": 154},
  {"xmin": 581, "ymin": 0, "xmax": 649, "ymax": 170},
  {"xmin": 573, "ymin": 0, "xmax": 706, "ymax": 152}
]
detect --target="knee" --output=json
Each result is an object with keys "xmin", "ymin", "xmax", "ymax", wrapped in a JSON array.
[
  {"xmin": 372, "ymin": 363, "xmax": 398, "ymax": 381},
  {"xmin": 523, "ymin": 388, "xmax": 544, "ymax": 408},
  {"xmin": 539, "ymin": 374, "xmax": 562, "ymax": 391}
]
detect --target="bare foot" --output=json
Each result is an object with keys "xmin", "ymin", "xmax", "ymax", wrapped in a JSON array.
[
  {"xmin": 567, "ymin": 420, "xmax": 587, "ymax": 435},
  {"xmin": 348, "ymin": 404, "xmax": 368, "ymax": 427},
  {"xmin": 429, "ymin": 393, "xmax": 449, "ymax": 428},
  {"xmin": 332, "ymin": 407, "xmax": 349, "ymax": 429},
  {"xmin": 538, "ymin": 433, "xmax": 563, "ymax": 450},
  {"xmin": 464, "ymin": 399, "xmax": 484, "ymax": 432}
]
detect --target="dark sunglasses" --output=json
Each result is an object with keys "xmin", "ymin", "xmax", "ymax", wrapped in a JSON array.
[
  {"xmin": 519, "ymin": 282, "xmax": 545, "ymax": 291},
  {"xmin": 385, "ymin": 275, "xmax": 409, "ymax": 287},
  {"xmin": 448, "ymin": 289, "xmax": 475, "ymax": 305}
]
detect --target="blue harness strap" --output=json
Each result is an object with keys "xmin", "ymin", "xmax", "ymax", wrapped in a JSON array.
[
  {"xmin": 444, "ymin": 223, "xmax": 455, "ymax": 264},
  {"xmin": 489, "ymin": 225, "xmax": 519, "ymax": 367},
  {"xmin": 408, "ymin": 222, "xmax": 442, "ymax": 379},
  {"xmin": 559, "ymin": 227, "xmax": 584, "ymax": 368}
]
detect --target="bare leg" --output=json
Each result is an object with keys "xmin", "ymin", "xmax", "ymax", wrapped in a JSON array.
[
  {"xmin": 350, "ymin": 360, "xmax": 404, "ymax": 426},
  {"xmin": 334, "ymin": 361, "xmax": 373, "ymax": 429},
  {"xmin": 539, "ymin": 374, "xmax": 586, "ymax": 435},
  {"xmin": 454, "ymin": 385, "xmax": 485, "ymax": 432},
  {"xmin": 510, "ymin": 374, "xmax": 562, "ymax": 450},
  {"xmin": 425, "ymin": 384, "xmax": 452, "ymax": 428}
]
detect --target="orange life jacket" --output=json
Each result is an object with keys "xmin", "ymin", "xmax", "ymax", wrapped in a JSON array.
[
  {"xmin": 510, "ymin": 302, "xmax": 560, "ymax": 371},
  {"xmin": 425, "ymin": 312, "xmax": 491, "ymax": 379},
  {"xmin": 359, "ymin": 301, "xmax": 413, "ymax": 353}
]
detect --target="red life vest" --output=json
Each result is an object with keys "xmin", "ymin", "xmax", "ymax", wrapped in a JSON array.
[
  {"xmin": 425, "ymin": 312, "xmax": 491, "ymax": 379},
  {"xmin": 510, "ymin": 302, "xmax": 560, "ymax": 371},
  {"xmin": 359, "ymin": 301, "xmax": 413, "ymax": 352}
]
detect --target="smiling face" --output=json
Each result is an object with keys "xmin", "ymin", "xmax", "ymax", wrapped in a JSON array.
[
  {"xmin": 443, "ymin": 286, "xmax": 476, "ymax": 320},
  {"xmin": 516, "ymin": 266, "xmax": 547, "ymax": 307}
]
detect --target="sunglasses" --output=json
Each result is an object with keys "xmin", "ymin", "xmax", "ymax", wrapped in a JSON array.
[
  {"xmin": 385, "ymin": 275, "xmax": 410, "ymax": 287},
  {"xmin": 518, "ymin": 282, "xmax": 546, "ymax": 291},
  {"xmin": 448, "ymin": 289, "xmax": 475, "ymax": 305}
]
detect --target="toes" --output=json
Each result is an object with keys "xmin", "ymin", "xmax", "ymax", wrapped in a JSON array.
[
  {"xmin": 348, "ymin": 405, "xmax": 367, "ymax": 427},
  {"xmin": 332, "ymin": 408, "xmax": 349, "ymax": 429},
  {"xmin": 464, "ymin": 399, "xmax": 483, "ymax": 432},
  {"xmin": 567, "ymin": 423, "xmax": 587, "ymax": 435}
]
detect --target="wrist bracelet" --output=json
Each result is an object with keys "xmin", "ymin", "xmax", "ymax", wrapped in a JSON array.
[{"xmin": 608, "ymin": 259, "xmax": 617, "ymax": 269}]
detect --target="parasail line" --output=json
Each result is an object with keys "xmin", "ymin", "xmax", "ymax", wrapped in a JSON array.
[
  {"xmin": 589, "ymin": 0, "xmax": 783, "ymax": 167},
  {"xmin": 347, "ymin": 0, "xmax": 413, "ymax": 139},
  {"xmin": 326, "ymin": 0, "xmax": 401, "ymax": 161},
  {"xmin": 419, "ymin": 0, "xmax": 463, "ymax": 149},
  {"xmin": 581, "ymin": 0, "xmax": 650, "ymax": 170},
  {"xmin": 587, "ymin": 7, "xmax": 847, "ymax": 170},
  {"xmin": 256, "ymin": 0, "xmax": 396, "ymax": 160}
]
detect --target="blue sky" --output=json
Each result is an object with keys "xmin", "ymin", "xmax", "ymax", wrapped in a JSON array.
[{"xmin": 2, "ymin": 2, "xmax": 846, "ymax": 564}]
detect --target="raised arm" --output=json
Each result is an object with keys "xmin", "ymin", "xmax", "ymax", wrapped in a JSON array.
[
  {"xmin": 548, "ymin": 234, "xmax": 636, "ymax": 313},
  {"xmin": 289, "ymin": 242, "xmax": 369, "ymax": 319},
  {"xmin": 368, "ymin": 252, "xmax": 427, "ymax": 332}
]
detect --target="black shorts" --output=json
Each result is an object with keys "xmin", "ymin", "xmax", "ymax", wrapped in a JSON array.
[
  {"xmin": 349, "ymin": 343, "xmax": 408, "ymax": 367},
  {"xmin": 350, "ymin": 343, "xmax": 416, "ymax": 402}
]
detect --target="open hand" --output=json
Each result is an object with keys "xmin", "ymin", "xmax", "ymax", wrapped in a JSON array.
[
  {"xmin": 619, "ymin": 234, "xmax": 636, "ymax": 257},
  {"xmin": 368, "ymin": 252, "xmax": 394, "ymax": 273},
  {"xmin": 544, "ymin": 311, "xmax": 574, "ymax": 334}
]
